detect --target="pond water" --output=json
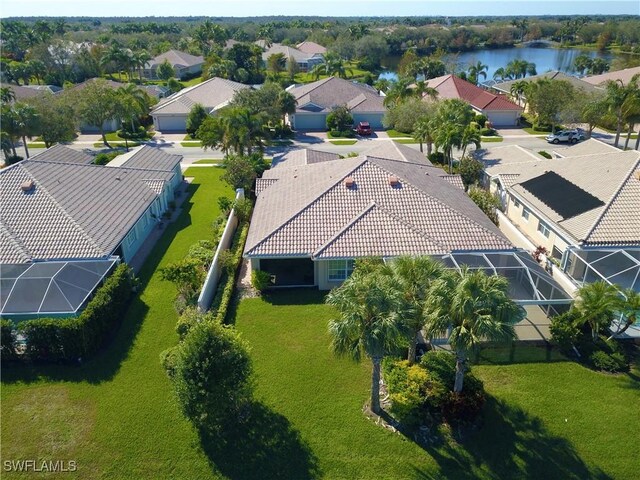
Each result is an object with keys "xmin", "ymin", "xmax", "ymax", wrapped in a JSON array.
[{"xmin": 378, "ymin": 46, "xmax": 621, "ymax": 82}]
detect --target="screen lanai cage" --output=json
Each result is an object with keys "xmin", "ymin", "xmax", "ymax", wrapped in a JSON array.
[
  {"xmin": 0, "ymin": 258, "xmax": 118, "ymax": 319},
  {"xmin": 388, "ymin": 250, "xmax": 574, "ymax": 343}
]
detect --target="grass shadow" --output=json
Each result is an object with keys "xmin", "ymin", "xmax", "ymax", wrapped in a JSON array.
[
  {"xmin": 474, "ymin": 343, "xmax": 569, "ymax": 366},
  {"xmin": 200, "ymin": 401, "xmax": 321, "ymax": 480},
  {"xmin": 409, "ymin": 396, "xmax": 612, "ymax": 480},
  {"xmin": 260, "ymin": 288, "xmax": 326, "ymax": 306},
  {"xmin": 1, "ymin": 184, "xmax": 199, "ymax": 385}
]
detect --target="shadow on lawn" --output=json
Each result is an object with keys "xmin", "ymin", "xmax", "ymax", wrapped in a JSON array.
[
  {"xmin": 260, "ymin": 288, "xmax": 326, "ymax": 306},
  {"xmin": 201, "ymin": 401, "xmax": 321, "ymax": 480},
  {"xmin": 411, "ymin": 396, "xmax": 612, "ymax": 480},
  {"xmin": 1, "ymin": 184, "xmax": 199, "ymax": 386}
]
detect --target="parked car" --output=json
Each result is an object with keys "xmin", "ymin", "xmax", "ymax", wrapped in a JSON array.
[
  {"xmin": 356, "ymin": 121, "xmax": 372, "ymax": 136},
  {"xmin": 545, "ymin": 129, "xmax": 585, "ymax": 144}
]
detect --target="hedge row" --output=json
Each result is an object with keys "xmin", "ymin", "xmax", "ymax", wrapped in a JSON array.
[
  {"xmin": 213, "ymin": 223, "xmax": 249, "ymax": 323},
  {"xmin": 5, "ymin": 264, "xmax": 136, "ymax": 363}
]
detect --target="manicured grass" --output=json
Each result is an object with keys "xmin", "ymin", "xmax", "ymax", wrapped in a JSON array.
[
  {"xmin": 180, "ymin": 141, "xmax": 203, "ymax": 147},
  {"xmin": 293, "ymin": 62, "xmax": 371, "ymax": 84},
  {"xmin": 481, "ymin": 136, "xmax": 504, "ymax": 142},
  {"xmin": 181, "ymin": 76, "xmax": 204, "ymax": 87},
  {"xmin": 394, "ymin": 139, "xmax": 418, "ymax": 144},
  {"xmin": 522, "ymin": 127, "xmax": 550, "ymax": 136},
  {"xmin": 234, "ymin": 289, "xmax": 639, "ymax": 479},
  {"xmin": 1, "ymin": 168, "xmax": 232, "ymax": 479},
  {"xmin": 330, "ymin": 139, "xmax": 358, "ymax": 145},
  {"xmin": 386, "ymin": 129, "xmax": 413, "ymax": 138},
  {"xmin": 193, "ymin": 158, "xmax": 223, "ymax": 164}
]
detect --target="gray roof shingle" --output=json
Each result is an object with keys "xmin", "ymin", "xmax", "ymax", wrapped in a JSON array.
[
  {"xmin": 30, "ymin": 144, "xmax": 94, "ymax": 165},
  {"xmin": 288, "ymin": 77, "xmax": 385, "ymax": 114},
  {"xmin": 118, "ymin": 145, "xmax": 181, "ymax": 172}
]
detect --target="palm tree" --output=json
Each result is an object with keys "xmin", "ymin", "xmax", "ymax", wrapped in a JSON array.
[
  {"xmin": 327, "ymin": 264, "xmax": 410, "ymax": 414},
  {"xmin": 100, "ymin": 44, "xmax": 125, "ymax": 81},
  {"xmin": 460, "ymin": 125, "xmax": 482, "ymax": 158},
  {"xmin": 311, "ymin": 52, "xmax": 352, "ymax": 81},
  {"xmin": 1, "ymin": 87, "xmax": 15, "ymax": 105},
  {"xmin": 382, "ymin": 77, "xmax": 413, "ymax": 108},
  {"xmin": 413, "ymin": 117, "xmax": 436, "ymax": 155},
  {"xmin": 425, "ymin": 268, "xmax": 524, "ymax": 393},
  {"xmin": 467, "ymin": 61, "xmax": 488, "ymax": 85},
  {"xmin": 116, "ymin": 84, "xmax": 150, "ymax": 151},
  {"xmin": 509, "ymin": 80, "xmax": 529, "ymax": 108},
  {"xmin": 608, "ymin": 288, "xmax": 640, "ymax": 340},
  {"xmin": 435, "ymin": 123, "xmax": 463, "ymax": 174},
  {"xmin": 605, "ymin": 75, "xmax": 640, "ymax": 148},
  {"xmin": 10, "ymin": 103, "xmax": 41, "ymax": 158},
  {"xmin": 413, "ymin": 80, "xmax": 439, "ymax": 100},
  {"xmin": 493, "ymin": 67, "xmax": 508, "ymax": 81},
  {"xmin": 276, "ymin": 90, "xmax": 297, "ymax": 127},
  {"xmin": 386, "ymin": 256, "xmax": 444, "ymax": 363},
  {"xmin": 132, "ymin": 50, "xmax": 152, "ymax": 82},
  {"xmin": 573, "ymin": 281, "xmax": 622, "ymax": 341}
]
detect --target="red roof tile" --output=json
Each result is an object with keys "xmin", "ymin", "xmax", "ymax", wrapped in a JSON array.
[{"xmin": 426, "ymin": 75, "xmax": 522, "ymax": 112}]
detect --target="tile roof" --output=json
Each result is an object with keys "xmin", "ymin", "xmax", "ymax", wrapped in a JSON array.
[
  {"xmin": 0, "ymin": 149, "xmax": 177, "ymax": 263},
  {"xmin": 492, "ymin": 71, "xmax": 600, "ymax": 95},
  {"xmin": 245, "ymin": 152, "xmax": 512, "ymax": 259},
  {"xmin": 288, "ymin": 77, "xmax": 386, "ymax": 114},
  {"xmin": 425, "ymin": 74, "xmax": 523, "ymax": 112},
  {"xmin": 269, "ymin": 148, "xmax": 341, "ymax": 170},
  {"xmin": 583, "ymin": 66, "xmax": 640, "ymax": 86},
  {"xmin": 0, "ymin": 83, "xmax": 51, "ymax": 100},
  {"xmin": 296, "ymin": 41, "xmax": 327, "ymax": 55},
  {"xmin": 552, "ymin": 138, "xmax": 619, "ymax": 157},
  {"xmin": 30, "ymin": 144, "xmax": 94, "ymax": 165},
  {"xmin": 151, "ymin": 77, "xmax": 249, "ymax": 116},
  {"xmin": 262, "ymin": 44, "xmax": 319, "ymax": 63},
  {"xmin": 115, "ymin": 145, "xmax": 181, "ymax": 172},
  {"xmin": 147, "ymin": 50, "xmax": 204, "ymax": 69}
]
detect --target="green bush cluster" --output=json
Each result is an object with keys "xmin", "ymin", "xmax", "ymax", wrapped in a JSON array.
[
  {"xmin": 328, "ymin": 129, "xmax": 356, "ymax": 138},
  {"xmin": 212, "ymin": 224, "xmax": 249, "ymax": 324},
  {"xmin": 427, "ymin": 152, "xmax": 445, "ymax": 165},
  {"xmin": 538, "ymin": 150, "xmax": 552, "ymax": 159},
  {"xmin": 1, "ymin": 319, "xmax": 17, "ymax": 362},
  {"xmin": 94, "ymin": 151, "xmax": 120, "ymax": 165},
  {"xmin": 480, "ymin": 127, "xmax": 497, "ymax": 136},
  {"xmin": 9, "ymin": 264, "xmax": 136, "ymax": 363},
  {"xmin": 383, "ymin": 351, "xmax": 486, "ymax": 429},
  {"xmin": 589, "ymin": 350, "xmax": 628, "ymax": 373},
  {"xmin": 251, "ymin": 270, "xmax": 271, "ymax": 292}
]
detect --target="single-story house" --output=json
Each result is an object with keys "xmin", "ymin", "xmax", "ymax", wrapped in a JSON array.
[
  {"xmin": 583, "ymin": 66, "xmax": 640, "ymax": 86},
  {"xmin": 0, "ymin": 145, "xmax": 182, "ymax": 319},
  {"xmin": 143, "ymin": 50, "xmax": 204, "ymax": 80},
  {"xmin": 424, "ymin": 74, "xmax": 523, "ymax": 126},
  {"xmin": 286, "ymin": 77, "xmax": 386, "ymax": 131},
  {"xmin": 296, "ymin": 41, "xmax": 327, "ymax": 55},
  {"xmin": 261, "ymin": 44, "xmax": 324, "ymax": 72},
  {"xmin": 477, "ymin": 140, "xmax": 640, "ymax": 295},
  {"xmin": 491, "ymin": 71, "xmax": 601, "ymax": 106},
  {"xmin": 150, "ymin": 77, "xmax": 250, "ymax": 132},
  {"xmin": 245, "ymin": 142, "xmax": 514, "ymax": 290},
  {"xmin": 107, "ymin": 145, "xmax": 183, "ymax": 192}
]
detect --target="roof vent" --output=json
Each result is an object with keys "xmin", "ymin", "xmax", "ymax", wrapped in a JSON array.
[
  {"xmin": 388, "ymin": 175, "xmax": 400, "ymax": 187},
  {"xmin": 344, "ymin": 176, "xmax": 355, "ymax": 188},
  {"xmin": 20, "ymin": 180, "xmax": 34, "ymax": 192}
]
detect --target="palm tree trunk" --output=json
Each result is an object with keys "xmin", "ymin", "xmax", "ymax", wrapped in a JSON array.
[
  {"xmin": 607, "ymin": 316, "xmax": 636, "ymax": 340},
  {"xmin": 100, "ymin": 127, "xmax": 111, "ymax": 149},
  {"xmin": 370, "ymin": 356, "xmax": 382, "ymax": 414},
  {"xmin": 21, "ymin": 136, "xmax": 30, "ymax": 158},
  {"xmin": 419, "ymin": 140, "xmax": 423, "ymax": 153},
  {"xmin": 635, "ymin": 133, "xmax": 640, "ymax": 151},
  {"xmin": 624, "ymin": 124, "xmax": 633, "ymax": 150},
  {"xmin": 614, "ymin": 120, "xmax": 622, "ymax": 148},
  {"xmin": 427, "ymin": 141, "xmax": 433, "ymax": 156},
  {"xmin": 408, "ymin": 332, "xmax": 419, "ymax": 364},
  {"xmin": 454, "ymin": 350, "xmax": 465, "ymax": 393}
]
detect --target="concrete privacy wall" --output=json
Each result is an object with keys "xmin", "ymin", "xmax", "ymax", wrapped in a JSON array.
[{"xmin": 197, "ymin": 188, "xmax": 244, "ymax": 312}]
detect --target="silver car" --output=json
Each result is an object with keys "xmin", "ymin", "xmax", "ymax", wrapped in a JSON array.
[{"xmin": 546, "ymin": 129, "xmax": 585, "ymax": 144}]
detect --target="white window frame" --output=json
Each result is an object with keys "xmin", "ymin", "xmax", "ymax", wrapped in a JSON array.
[
  {"xmin": 513, "ymin": 197, "xmax": 521, "ymax": 209},
  {"xmin": 537, "ymin": 220, "xmax": 551, "ymax": 238},
  {"xmin": 522, "ymin": 207, "xmax": 531, "ymax": 222},
  {"xmin": 327, "ymin": 259, "xmax": 355, "ymax": 281},
  {"xmin": 125, "ymin": 229, "xmax": 137, "ymax": 248}
]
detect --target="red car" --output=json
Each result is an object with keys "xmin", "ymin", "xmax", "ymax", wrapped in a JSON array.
[{"xmin": 356, "ymin": 121, "xmax": 372, "ymax": 135}]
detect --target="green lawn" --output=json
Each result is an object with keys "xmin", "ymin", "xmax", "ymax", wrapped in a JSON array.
[
  {"xmin": 1, "ymin": 168, "xmax": 231, "ymax": 479},
  {"xmin": 522, "ymin": 127, "xmax": 550, "ymax": 136},
  {"xmin": 386, "ymin": 129, "xmax": 413, "ymax": 138},
  {"xmin": 293, "ymin": 62, "xmax": 371, "ymax": 84},
  {"xmin": 481, "ymin": 136, "xmax": 504, "ymax": 142},
  {"xmin": 193, "ymin": 158, "xmax": 223, "ymax": 164},
  {"xmin": 234, "ymin": 289, "xmax": 639, "ymax": 479},
  {"xmin": 394, "ymin": 139, "xmax": 418, "ymax": 144},
  {"xmin": 330, "ymin": 139, "xmax": 358, "ymax": 145}
]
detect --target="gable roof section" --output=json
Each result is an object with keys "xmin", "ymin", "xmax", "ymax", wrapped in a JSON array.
[
  {"xmin": 583, "ymin": 66, "xmax": 640, "ymax": 86},
  {"xmin": 553, "ymin": 138, "xmax": 619, "ymax": 157},
  {"xmin": 270, "ymin": 148, "xmax": 341, "ymax": 170},
  {"xmin": 245, "ymin": 154, "xmax": 512, "ymax": 258},
  {"xmin": 147, "ymin": 50, "xmax": 204, "ymax": 69},
  {"xmin": 296, "ymin": 41, "xmax": 327, "ymax": 54},
  {"xmin": 116, "ymin": 145, "xmax": 181, "ymax": 172},
  {"xmin": 151, "ymin": 77, "xmax": 250, "ymax": 116},
  {"xmin": 492, "ymin": 71, "xmax": 600, "ymax": 95},
  {"xmin": 363, "ymin": 142, "xmax": 432, "ymax": 165},
  {"xmin": 30, "ymin": 144, "xmax": 94, "ymax": 165},
  {"xmin": 288, "ymin": 77, "xmax": 385, "ymax": 114},
  {"xmin": 425, "ymin": 74, "xmax": 522, "ymax": 111}
]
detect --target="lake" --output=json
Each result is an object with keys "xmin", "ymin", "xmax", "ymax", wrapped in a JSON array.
[{"xmin": 378, "ymin": 46, "xmax": 620, "ymax": 82}]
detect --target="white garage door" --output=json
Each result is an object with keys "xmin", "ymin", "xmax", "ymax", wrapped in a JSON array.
[
  {"xmin": 154, "ymin": 115, "xmax": 187, "ymax": 132},
  {"xmin": 486, "ymin": 111, "xmax": 520, "ymax": 127}
]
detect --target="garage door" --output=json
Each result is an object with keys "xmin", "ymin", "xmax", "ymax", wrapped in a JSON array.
[
  {"xmin": 486, "ymin": 111, "xmax": 520, "ymax": 127},
  {"xmin": 154, "ymin": 115, "xmax": 187, "ymax": 132},
  {"xmin": 292, "ymin": 113, "xmax": 327, "ymax": 131},
  {"xmin": 353, "ymin": 113, "xmax": 384, "ymax": 129}
]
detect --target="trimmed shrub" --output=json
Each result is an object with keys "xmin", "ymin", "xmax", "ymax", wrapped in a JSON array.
[
  {"xmin": 428, "ymin": 152, "xmax": 445, "ymax": 165},
  {"xmin": 480, "ymin": 127, "xmax": 497, "ymax": 136},
  {"xmin": 251, "ymin": 269, "xmax": 271, "ymax": 292},
  {"xmin": 213, "ymin": 224, "xmax": 249, "ymax": 323},
  {"xmin": 1, "ymin": 319, "xmax": 17, "ymax": 361},
  {"xmin": 475, "ymin": 114, "xmax": 488, "ymax": 128},
  {"xmin": 550, "ymin": 311, "xmax": 582, "ymax": 353},
  {"xmin": 538, "ymin": 150, "xmax": 552, "ymax": 159},
  {"xmin": 17, "ymin": 264, "xmax": 136, "ymax": 363},
  {"xmin": 94, "ymin": 152, "xmax": 120, "ymax": 165},
  {"xmin": 590, "ymin": 350, "xmax": 629, "ymax": 373}
]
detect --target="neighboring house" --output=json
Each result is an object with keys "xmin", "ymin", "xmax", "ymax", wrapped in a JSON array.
[
  {"xmin": 245, "ymin": 143, "xmax": 514, "ymax": 290},
  {"xmin": 0, "ymin": 145, "xmax": 182, "ymax": 319},
  {"xmin": 150, "ymin": 77, "xmax": 250, "ymax": 132},
  {"xmin": 107, "ymin": 145, "xmax": 183, "ymax": 192},
  {"xmin": 583, "ymin": 66, "xmax": 640, "ymax": 86},
  {"xmin": 261, "ymin": 44, "xmax": 324, "ymax": 72},
  {"xmin": 143, "ymin": 50, "xmax": 204, "ymax": 80},
  {"xmin": 424, "ymin": 74, "xmax": 523, "ymax": 126},
  {"xmin": 491, "ymin": 71, "xmax": 601, "ymax": 106},
  {"xmin": 286, "ymin": 77, "xmax": 386, "ymax": 130},
  {"xmin": 478, "ymin": 140, "xmax": 640, "ymax": 295},
  {"xmin": 0, "ymin": 83, "xmax": 50, "ymax": 101},
  {"xmin": 296, "ymin": 41, "xmax": 327, "ymax": 55}
]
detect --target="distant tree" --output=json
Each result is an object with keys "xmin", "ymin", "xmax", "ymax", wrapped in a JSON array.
[
  {"xmin": 27, "ymin": 94, "xmax": 77, "ymax": 148},
  {"xmin": 384, "ymin": 98, "xmax": 433, "ymax": 134},
  {"xmin": 75, "ymin": 79, "xmax": 121, "ymax": 148},
  {"xmin": 156, "ymin": 59, "xmax": 176, "ymax": 82},
  {"xmin": 266, "ymin": 53, "xmax": 286, "ymax": 78},
  {"xmin": 9, "ymin": 103, "xmax": 41, "ymax": 158},
  {"xmin": 287, "ymin": 57, "xmax": 300, "ymax": 82},
  {"xmin": 186, "ymin": 103, "xmax": 209, "ymax": 138},
  {"xmin": 354, "ymin": 35, "xmax": 389, "ymax": 70},
  {"xmin": 467, "ymin": 61, "xmax": 488, "ymax": 85},
  {"xmin": 276, "ymin": 90, "xmax": 297, "ymax": 126},
  {"xmin": 527, "ymin": 79, "xmax": 575, "ymax": 132}
]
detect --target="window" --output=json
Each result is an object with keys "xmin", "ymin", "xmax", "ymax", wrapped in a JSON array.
[
  {"xmin": 537, "ymin": 221, "xmax": 551, "ymax": 238},
  {"xmin": 327, "ymin": 259, "xmax": 355, "ymax": 281},
  {"xmin": 513, "ymin": 197, "xmax": 521, "ymax": 209},
  {"xmin": 125, "ymin": 229, "xmax": 137, "ymax": 248},
  {"xmin": 522, "ymin": 207, "xmax": 531, "ymax": 221}
]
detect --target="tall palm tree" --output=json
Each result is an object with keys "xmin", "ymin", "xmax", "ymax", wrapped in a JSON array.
[
  {"xmin": 276, "ymin": 90, "xmax": 296, "ymax": 127},
  {"xmin": 133, "ymin": 50, "xmax": 152, "ymax": 82},
  {"xmin": 100, "ymin": 44, "xmax": 125, "ymax": 81},
  {"xmin": 413, "ymin": 117, "xmax": 436, "ymax": 155},
  {"xmin": 509, "ymin": 80, "xmax": 529, "ymax": 108},
  {"xmin": 413, "ymin": 80, "xmax": 439, "ymax": 100},
  {"xmin": 11, "ymin": 103, "xmax": 41, "ymax": 158},
  {"xmin": 460, "ymin": 125, "xmax": 482, "ymax": 158},
  {"xmin": 608, "ymin": 288, "xmax": 640, "ymax": 340},
  {"xmin": 573, "ymin": 281, "xmax": 622, "ymax": 341},
  {"xmin": 425, "ymin": 268, "xmax": 524, "ymax": 393},
  {"xmin": 493, "ymin": 67, "xmax": 508, "ymax": 81},
  {"xmin": 383, "ymin": 77, "xmax": 413, "ymax": 108},
  {"xmin": 605, "ymin": 75, "xmax": 640, "ymax": 148},
  {"xmin": 386, "ymin": 256, "xmax": 444, "ymax": 363},
  {"xmin": 116, "ymin": 84, "xmax": 150, "ymax": 151},
  {"xmin": 327, "ymin": 264, "xmax": 410, "ymax": 414},
  {"xmin": 435, "ymin": 123, "xmax": 463, "ymax": 174},
  {"xmin": 467, "ymin": 61, "xmax": 488, "ymax": 85}
]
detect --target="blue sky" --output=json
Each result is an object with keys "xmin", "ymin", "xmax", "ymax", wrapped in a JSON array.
[{"xmin": 2, "ymin": 1, "xmax": 639, "ymax": 18}]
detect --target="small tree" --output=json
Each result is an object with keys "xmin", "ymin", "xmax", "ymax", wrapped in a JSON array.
[
  {"xmin": 221, "ymin": 154, "xmax": 257, "ymax": 192},
  {"xmin": 326, "ymin": 104, "xmax": 353, "ymax": 134},
  {"xmin": 156, "ymin": 59, "xmax": 176, "ymax": 82},
  {"xmin": 75, "ymin": 79, "xmax": 121, "ymax": 148},
  {"xmin": 458, "ymin": 157, "xmax": 484, "ymax": 191},
  {"xmin": 574, "ymin": 281, "xmax": 622, "ymax": 341},
  {"xmin": 468, "ymin": 188, "xmax": 501, "ymax": 225},
  {"xmin": 171, "ymin": 321, "xmax": 253, "ymax": 431},
  {"xmin": 186, "ymin": 103, "xmax": 209, "ymax": 138},
  {"xmin": 159, "ymin": 258, "xmax": 205, "ymax": 303},
  {"xmin": 28, "ymin": 94, "xmax": 77, "ymax": 148},
  {"xmin": 266, "ymin": 53, "xmax": 286, "ymax": 78}
]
